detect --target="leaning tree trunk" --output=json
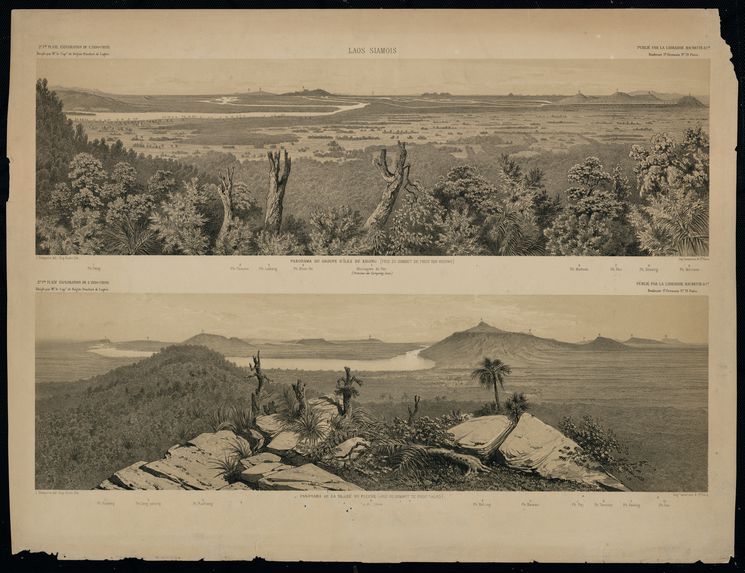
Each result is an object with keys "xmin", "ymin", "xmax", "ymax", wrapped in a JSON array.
[
  {"xmin": 425, "ymin": 448, "xmax": 491, "ymax": 476},
  {"xmin": 493, "ymin": 384, "xmax": 501, "ymax": 413},
  {"xmin": 364, "ymin": 141, "xmax": 411, "ymax": 231},
  {"xmin": 265, "ymin": 149, "xmax": 291, "ymax": 234}
]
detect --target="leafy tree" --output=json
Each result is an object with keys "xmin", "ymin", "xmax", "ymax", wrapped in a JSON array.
[
  {"xmin": 629, "ymin": 127, "xmax": 709, "ymax": 255},
  {"xmin": 36, "ymin": 78, "xmax": 82, "ymax": 215},
  {"xmin": 431, "ymin": 165, "xmax": 501, "ymax": 220},
  {"xmin": 545, "ymin": 157, "xmax": 636, "ymax": 255},
  {"xmin": 308, "ymin": 206, "xmax": 366, "ymax": 255},
  {"xmin": 146, "ymin": 170, "xmax": 177, "ymax": 203},
  {"xmin": 386, "ymin": 191, "xmax": 444, "ymax": 255},
  {"xmin": 436, "ymin": 208, "xmax": 484, "ymax": 255},
  {"xmin": 470, "ymin": 358, "xmax": 512, "ymax": 412},
  {"xmin": 149, "ymin": 178, "xmax": 210, "ymax": 254},
  {"xmin": 254, "ymin": 230, "xmax": 304, "ymax": 255},
  {"xmin": 67, "ymin": 153, "xmax": 107, "ymax": 210}
]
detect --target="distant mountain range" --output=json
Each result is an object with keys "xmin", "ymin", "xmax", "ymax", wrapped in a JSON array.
[
  {"xmin": 86, "ymin": 323, "xmax": 704, "ymax": 367},
  {"xmin": 179, "ymin": 333, "xmax": 419, "ymax": 360},
  {"xmin": 48, "ymin": 85, "xmax": 707, "ymax": 114},
  {"xmin": 419, "ymin": 321, "xmax": 705, "ymax": 368},
  {"xmin": 555, "ymin": 91, "xmax": 706, "ymax": 107}
]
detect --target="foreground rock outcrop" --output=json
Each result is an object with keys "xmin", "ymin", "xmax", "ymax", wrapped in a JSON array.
[
  {"xmin": 98, "ymin": 397, "xmax": 363, "ymax": 491},
  {"xmin": 254, "ymin": 397, "xmax": 340, "ymax": 457},
  {"xmin": 449, "ymin": 413, "xmax": 628, "ymax": 491},
  {"xmin": 98, "ymin": 398, "xmax": 626, "ymax": 492}
]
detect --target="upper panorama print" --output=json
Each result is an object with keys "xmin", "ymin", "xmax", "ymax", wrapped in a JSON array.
[{"xmin": 35, "ymin": 58, "xmax": 709, "ymax": 256}]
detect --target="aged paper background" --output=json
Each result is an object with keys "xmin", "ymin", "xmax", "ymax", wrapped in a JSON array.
[{"xmin": 8, "ymin": 9, "xmax": 737, "ymax": 561}]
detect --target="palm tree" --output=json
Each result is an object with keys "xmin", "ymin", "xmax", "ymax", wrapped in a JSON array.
[
  {"xmin": 102, "ymin": 218, "xmax": 156, "ymax": 255},
  {"xmin": 504, "ymin": 392, "xmax": 529, "ymax": 424},
  {"xmin": 471, "ymin": 358, "xmax": 512, "ymax": 412}
]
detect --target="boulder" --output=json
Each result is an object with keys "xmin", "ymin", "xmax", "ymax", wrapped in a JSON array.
[
  {"xmin": 266, "ymin": 430, "xmax": 302, "ymax": 454},
  {"xmin": 144, "ymin": 445, "xmax": 230, "ymax": 490},
  {"xmin": 254, "ymin": 414, "xmax": 285, "ymax": 437},
  {"xmin": 240, "ymin": 461, "xmax": 292, "ymax": 484},
  {"xmin": 110, "ymin": 461, "xmax": 182, "ymax": 490},
  {"xmin": 332, "ymin": 437, "xmax": 369, "ymax": 461},
  {"xmin": 497, "ymin": 413, "xmax": 628, "ymax": 491},
  {"xmin": 257, "ymin": 463, "xmax": 362, "ymax": 491},
  {"xmin": 248, "ymin": 429, "xmax": 266, "ymax": 451},
  {"xmin": 188, "ymin": 430, "xmax": 252, "ymax": 460},
  {"xmin": 219, "ymin": 482, "xmax": 252, "ymax": 490},
  {"xmin": 241, "ymin": 452, "xmax": 282, "ymax": 467},
  {"xmin": 448, "ymin": 415, "xmax": 514, "ymax": 459},
  {"xmin": 97, "ymin": 478, "xmax": 127, "ymax": 490},
  {"xmin": 308, "ymin": 397, "xmax": 342, "ymax": 420}
]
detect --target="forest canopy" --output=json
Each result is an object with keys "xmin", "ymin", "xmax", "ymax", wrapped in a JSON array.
[{"xmin": 35, "ymin": 79, "xmax": 709, "ymax": 256}]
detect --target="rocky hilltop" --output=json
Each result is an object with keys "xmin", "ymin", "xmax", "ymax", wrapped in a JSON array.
[
  {"xmin": 420, "ymin": 321, "xmax": 576, "ymax": 367},
  {"xmin": 98, "ymin": 396, "xmax": 627, "ymax": 492}
]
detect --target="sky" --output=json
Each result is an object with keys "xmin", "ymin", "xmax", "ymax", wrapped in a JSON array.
[
  {"xmin": 38, "ymin": 58, "xmax": 710, "ymax": 97},
  {"xmin": 36, "ymin": 294, "xmax": 708, "ymax": 345}
]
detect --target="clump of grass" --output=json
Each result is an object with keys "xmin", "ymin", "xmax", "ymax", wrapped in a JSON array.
[
  {"xmin": 288, "ymin": 408, "xmax": 328, "ymax": 446},
  {"xmin": 212, "ymin": 454, "xmax": 244, "ymax": 484},
  {"xmin": 206, "ymin": 404, "xmax": 255, "ymax": 437},
  {"xmin": 228, "ymin": 436, "xmax": 253, "ymax": 460}
]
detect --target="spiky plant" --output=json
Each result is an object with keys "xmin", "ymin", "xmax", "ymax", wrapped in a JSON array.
[
  {"xmin": 206, "ymin": 405, "xmax": 233, "ymax": 432},
  {"xmin": 228, "ymin": 436, "xmax": 253, "ymax": 460},
  {"xmin": 212, "ymin": 454, "xmax": 244, "ymax": 484},
  {"xmin": 226, "ymin": 405, "xmax": 255, "ymax": 437},
  {"xmin": 504, "ymin": 392, "xmax": 529, "ymax": 423},
  {"xmin": 206, "ymin": 404, "xmax": 255, "ymax": 436},
  {"xmin": 288, "ymin": 408, "xmax": 328, "ymax": 447},
  {"xmin": 102, "ymin": 218, "xmax": 156, "ymax": 255}
]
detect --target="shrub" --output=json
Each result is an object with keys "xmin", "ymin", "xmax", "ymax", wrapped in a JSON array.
[
  {"xmin": 559, "ymin": 415, "xmax": 647, "ymax": 479},
  {"xmin": 473, "ymin": 402, "xmax": 499, "ymax": 417}
]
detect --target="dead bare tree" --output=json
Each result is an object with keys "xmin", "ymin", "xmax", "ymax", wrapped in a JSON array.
[
  {"xmin": 248, "ymin": 350, "xmax": 271, "ymax": 414},
  {"xmin": 215, "ymin": 166, "xmax": 248, "ymax": 251},
  {"xmin": 265, "ymin": 149, "xmax": 291, "ymax": 233},
  {"xmin": 216, "ymin": 166, "xmax": 236, "ymax": 245},
  {"xmin": 364, "ymin": 141, "xmax": 422, "ymax": 231},
  {"xmin": 291, "ymin": 379, "xmax": 307, "ymax": 416},
  {"xmin": 333, "ymin": 366, "xmax": 363, "ymax": 417},
  {"xmin": 407, "ymin": 395, "xmax": 421, "ymax": 425}
]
